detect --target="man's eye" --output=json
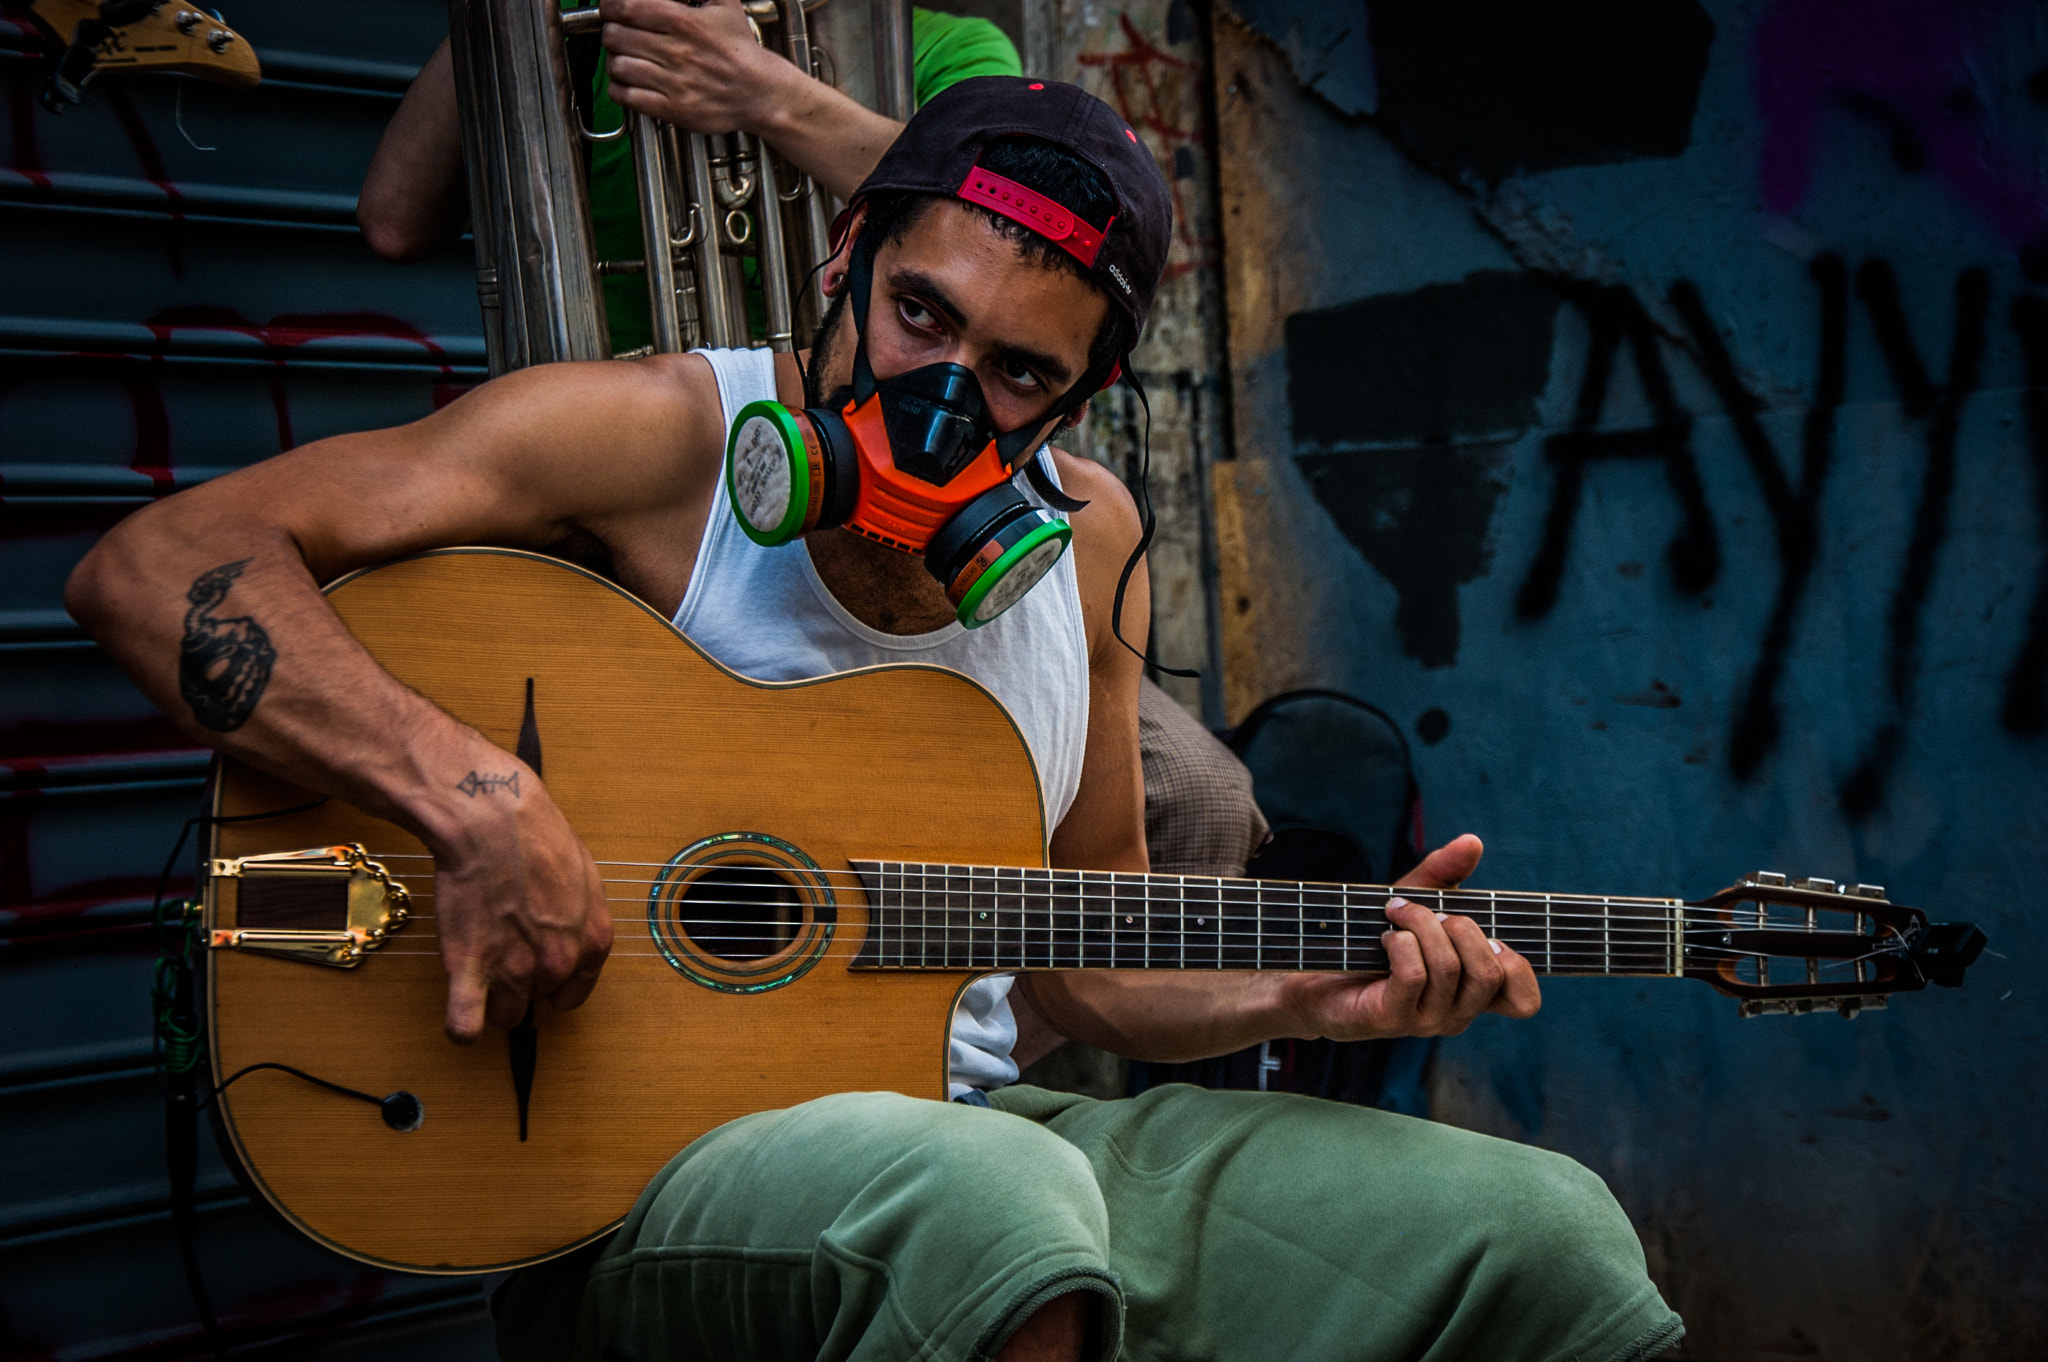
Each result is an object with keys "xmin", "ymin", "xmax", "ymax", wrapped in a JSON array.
[
  {"xmin": 899, "ymin": 299, "xmax": 938, "ymax": 331},
  {"xmin": 1000, "ymin": 359, "xmax": 1043, "ymax": 391}
]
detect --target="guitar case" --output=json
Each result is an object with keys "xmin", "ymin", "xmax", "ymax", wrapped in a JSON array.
[{"xmin": 1127, "ymin": 690, "xmax": 1434, "ymax": 1114}]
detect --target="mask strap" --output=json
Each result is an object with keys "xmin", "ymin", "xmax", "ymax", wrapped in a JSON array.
[
  {"xmin": 847, "ymin": 231, "xmax": 880, "ymax": 405},
  {"xmin": 1112, "ymin": 368, "xmax": 1199, "ymax": 680},
  {"xmin": 1024, "ymin": 452, "xmax": 1089, "ymax": 513}
]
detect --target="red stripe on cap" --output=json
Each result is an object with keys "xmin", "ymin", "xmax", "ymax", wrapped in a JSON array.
[{"xmin": 957, "ymin": 166, "xmax": 1112, "ymax": 269}]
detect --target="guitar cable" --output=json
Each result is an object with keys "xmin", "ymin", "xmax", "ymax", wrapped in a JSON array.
[{"xmin": 151, "ymin": 795, "xmax": 326, "ymax": 1362}]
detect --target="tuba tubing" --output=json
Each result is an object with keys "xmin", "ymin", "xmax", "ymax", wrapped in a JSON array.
[{"xmin": 450, "ymin": 0, "xmax": 895, "ymax": 372}]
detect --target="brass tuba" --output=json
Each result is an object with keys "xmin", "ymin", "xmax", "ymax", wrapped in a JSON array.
[{"xmin": 446, "ymin": 0, "xmax": 913, "ymax": 375}]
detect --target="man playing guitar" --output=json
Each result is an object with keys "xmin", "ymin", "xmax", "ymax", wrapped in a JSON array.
[{"xmin": 70, "ymin": 77, "xmax": 1679, "ymax": 1362}]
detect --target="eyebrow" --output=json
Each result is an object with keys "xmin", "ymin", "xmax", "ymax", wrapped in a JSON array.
[{"xmin": 884, "ymin": 265, "xmax": 1077, "ymax": 388}]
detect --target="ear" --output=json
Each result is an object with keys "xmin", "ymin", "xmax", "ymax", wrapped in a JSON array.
[
  {"xmin": 1058, "ymin": 399, "xmax": 1091, "ymax": 429},
  {"xmin": 822, "ymin": 204, "xmax": 868, "ymax": 299}
]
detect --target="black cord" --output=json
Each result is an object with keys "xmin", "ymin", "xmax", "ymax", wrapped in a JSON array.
[
  {"xmin": 790, "ymin": 250, "xmax": 837, "ymax": 401},
  {"xmin": 149, "ymin": 792, "xmax": 327, "ymax": 1362},
  {"xmin": 200, "ymin": 1062, "xmax": 384, "ymax": 1114},
  {"xmin": 1110, "ymin": 369, "xmax": 1199, "ymax": 679},
  {"xmin": 151, "ymin": 795, "xmax": 330, "ymax": 955}
]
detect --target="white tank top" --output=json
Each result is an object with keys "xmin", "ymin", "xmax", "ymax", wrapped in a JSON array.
[{"xmin": 674, "ymin": 347, "xmax": 1092, "ymax": 1095}]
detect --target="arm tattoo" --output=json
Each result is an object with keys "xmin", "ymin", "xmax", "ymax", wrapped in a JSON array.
[
  {"xmin": 178, "ymin": 559, "xmax": 276, "ymax": 733},
  {"xmin": 456, "ymin": 771, "xmax": 521, "ymax": 797}
]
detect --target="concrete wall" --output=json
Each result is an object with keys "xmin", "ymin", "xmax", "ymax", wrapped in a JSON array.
[
  {"xmin": 1209, "ymin": 1, "xmax": 2047, "ymax": 1355},
  {"xmin": 1053, "ymin": 0, "xmax": 1233, "ymax": 725}
]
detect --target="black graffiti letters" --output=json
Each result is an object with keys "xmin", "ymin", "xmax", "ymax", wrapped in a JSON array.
[
  {"xmin": 2001, "ymin": 294, "xmax": 2048, "ymax": 737},
  {"xmin": 1516, "ymin": 257, "xmax": 2026, "ymax": 816},
  {"xmin": 1671, "ymin": 254, "xmax": 1847, "ymax": 782},
  {"xmin": 456, "ymin": 771, "xmax": 521, "ymax": 798},
  {"xmin": 1515, "ymin": 281, "xmax": 1719, "ymax": 622},
  {"xmin": 177, "ymin": 559, "xmax": 275, "ymax": 733},
  {"xmin": 1838, "ymin": 264, "xmax": 1990, "ymax": 818}
]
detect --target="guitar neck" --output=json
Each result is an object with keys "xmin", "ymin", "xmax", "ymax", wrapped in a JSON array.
[{"xmin": 848, "ymin": 862, "xmax": 1684, "ymax": 978}]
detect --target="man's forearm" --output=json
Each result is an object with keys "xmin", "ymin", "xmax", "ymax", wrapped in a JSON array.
[
  {"xmin": 66, "ymin": 492, "xmax": 514, "ymax": 857},
  {"xmin": 1017, "ymin": 970, "xmax": 1308, "ymax": 1065},
  {"xmin": 358, "ymin": 37, "xmax": 469, "ymax": 263},
  {"xmin": 747, "ymin": 60, "xmax": 904, "ymax": 202}
]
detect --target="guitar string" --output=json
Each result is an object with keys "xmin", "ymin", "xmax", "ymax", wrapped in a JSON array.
[
  {"xmin": 354, "ymin": 853, "xmax": 1899, "ymax": 927},
  {"xmin": 365, "ymin": 884, "xmax": 1862, "ymax": 941},
  {"xmin": 343, "ymin": 909, "xmax": 1897, "ymax": 967},
  {"xmin": 364, "ymin": 860, "xmax": 1875, "ymax": 913},
  {"xmin": 373, "ymin": 901, "xmax": 1808, "ymax": 946},
  {"xmin": 375, "ymin": 866, "xmax": 1835, "ymax": 925},
  {"xmin": 347, "ymin": 942, "xmax": 1904, "ymax": 973}
]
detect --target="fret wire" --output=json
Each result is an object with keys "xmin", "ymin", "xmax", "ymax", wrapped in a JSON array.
[
  {"xmin": 1544, "ymin": 892, "xmax": 1553, "ymax": 973},
  {"xmin": 887, "ymin": 862, "xmax": 899, "ymax": 969},
  {"xmin": 1104, "ymin": 870, "xmax": 1117, "ymax": 969},
  {"xmin": 979, "ymin": 865, "xmax": 992, "ymax": 970},
  {"xmin": 1177, "ymin": 873, "xmax": 1187, "ymax": 971},
  {"xmin": 1143, "ymin": 873, "xmax": 1153, "ymax": 970},
  {"xmin": 1602, "ymin": 895, "xmax": 1611, "ymax": 976},
  {"xmin": 1335, "ymin": 880, "xmax": 1351, "ymax": 979},
  {"xmin": 1254, "ymin": 880, "xmax": 1262, "ymax": 971},
  {"xmin": 1292, "ymin": 880, "xmax": 1304, "ymax": 972}
]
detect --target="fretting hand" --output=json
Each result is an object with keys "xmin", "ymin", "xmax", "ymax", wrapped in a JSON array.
[{"xmin": 1275, "ymin": 834, "xmax": 1543, "ymax": 1041}]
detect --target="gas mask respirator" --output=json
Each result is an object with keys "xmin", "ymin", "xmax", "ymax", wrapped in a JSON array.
[{"xmin": 723, "ymin": 236, "xmax": 1100, "ymax": 628}]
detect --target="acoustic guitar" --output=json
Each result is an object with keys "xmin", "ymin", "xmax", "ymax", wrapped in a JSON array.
[{"xmin": 199, "ymin": 550, "xmax": 1986, "ymax": 1274}]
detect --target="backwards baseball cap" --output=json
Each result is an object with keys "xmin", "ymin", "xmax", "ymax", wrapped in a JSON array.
[{"xmin": 847, "ymin": 75, "xmax": 1174, "ymax": 343}]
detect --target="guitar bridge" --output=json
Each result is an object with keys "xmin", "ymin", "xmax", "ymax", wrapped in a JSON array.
[{"xmin": 207, "ymin": 844, "xmax": 410, "ymax": 968}]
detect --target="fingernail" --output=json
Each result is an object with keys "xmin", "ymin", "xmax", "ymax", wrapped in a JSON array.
[
  {"xmin": 1490, "ymin": 939, "xmax": 1504, "ymax": 955},
  {"xmin": 1435, "ymin": 912, "xmax": 1448, "ymax": 923},
  {"xmin": 1387, "ymin": 896, "xmax": 1410, "ymax": 909}
]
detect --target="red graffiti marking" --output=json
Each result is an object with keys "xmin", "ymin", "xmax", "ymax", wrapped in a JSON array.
[
  {"xmin": 103, "ymin": 80, "xmax": 186, "ymax": 275},
  {"xmin": 1077, "ymin": 14, "xmax": 1215, "ymax": 280},
  {"xmin": 0, "ymin": 352, "xmax": 172, "ymax": 493},
  {"xmin": 0, "ymin": 312, "xmax": 463, "ymax": 506},
  {"xmin": 145, "ymin": 306, "xmax": 462, "ymax": 457}
]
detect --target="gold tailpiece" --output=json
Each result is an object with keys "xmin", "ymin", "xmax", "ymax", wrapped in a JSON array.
[{"xmin": 207, "ymin": 844, "xmax": 410, "ymax": 968}]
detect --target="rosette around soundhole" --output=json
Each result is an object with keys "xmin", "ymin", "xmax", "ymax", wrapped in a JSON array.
[{"xmin": 647, "ymin": 833, "xmax": 837, "ymax": 993}]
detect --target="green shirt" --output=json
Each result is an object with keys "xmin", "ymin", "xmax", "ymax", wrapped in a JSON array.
[{"xmin": 581, "ymin": 8, "xmax": 1022, "ymax": 354}]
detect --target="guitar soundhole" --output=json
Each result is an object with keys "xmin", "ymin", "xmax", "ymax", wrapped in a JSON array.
[
  {"xmin": 647, "ymin": 833, "xmax": 836, "ymax": 994},
  {"xmin": 676, "ymin": 866, "xmax": 800, "ymax": 962}
]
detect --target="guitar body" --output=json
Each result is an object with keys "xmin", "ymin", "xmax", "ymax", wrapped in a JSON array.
[{"xmin": 206, "ymin": 549, "xmax": 1045, "ymax": 1273}]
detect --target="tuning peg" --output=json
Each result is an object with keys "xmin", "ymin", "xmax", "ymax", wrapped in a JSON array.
[
  {"xmin": 1738, "ymin": 995, "xmax": 1889, "ymax": 1019},
  {"xmin": 1795, "ymin": 877, "xmax": 1837, "ymax": 893},
  {"xmin": 1753, "ymin": 871, "xmax": 1788, "ymax": 887},
  {"xmin": 1850, "ymin": 884, "xmax": 1886, "ymax": 900}
]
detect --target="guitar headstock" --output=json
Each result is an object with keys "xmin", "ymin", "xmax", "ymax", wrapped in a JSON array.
[
  {"xmin": 21, "ymin": 1, "xmax": 262, "ymax": 112},
  {"xmin": 1685, "ymin": 872, "xmax": 1986, "ymax": 1018}
]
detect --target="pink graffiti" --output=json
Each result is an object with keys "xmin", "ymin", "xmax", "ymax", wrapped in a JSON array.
[{"xmin": 1755, "ymin": 0, "xmax": 2048, "ymax": 272}]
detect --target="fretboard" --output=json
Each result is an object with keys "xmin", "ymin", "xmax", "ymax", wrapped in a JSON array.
[{"xmin": 847, "ymin": 862, "xmax": 1682, "ymax": 977}]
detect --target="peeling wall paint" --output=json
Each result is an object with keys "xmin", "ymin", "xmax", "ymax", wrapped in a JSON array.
[{"xmin": 1213, "ymin": 0, "xmax": 2048, "ymax": 1355}]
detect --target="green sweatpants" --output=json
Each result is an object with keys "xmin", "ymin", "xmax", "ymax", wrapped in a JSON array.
[{"xmin": 494, "ymin": 1084, "xmax": 1682, "ymax": 1362}]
